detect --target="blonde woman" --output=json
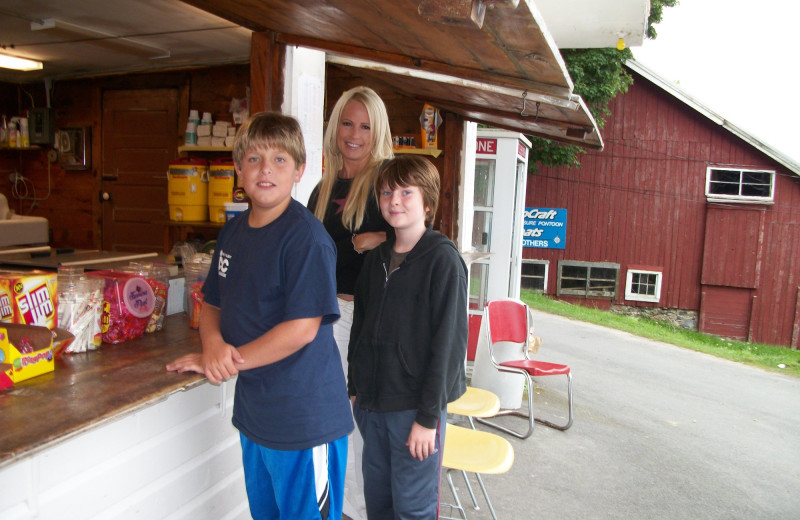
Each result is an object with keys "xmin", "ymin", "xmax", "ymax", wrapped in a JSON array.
[{"xmin": 307, "ymin": 86, "xmax": 393, "ymax": 520}]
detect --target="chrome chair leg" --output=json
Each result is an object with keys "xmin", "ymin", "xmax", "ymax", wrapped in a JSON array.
[
  {"xmin": 475, "ymin": 373, "xmax": 536, "ymax": 439},
  {"xmin": 477, "ymin": 371, "xmax": 573, "ymax": 436}
]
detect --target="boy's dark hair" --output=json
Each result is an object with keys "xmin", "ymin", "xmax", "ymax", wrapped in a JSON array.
[
  {"xmin": 375, "ymin": 155, "xmax": 440, "ymax": 226},
  {"xmin": 232, "ymin": 111, "xmax": 306, "ymax": 169}
]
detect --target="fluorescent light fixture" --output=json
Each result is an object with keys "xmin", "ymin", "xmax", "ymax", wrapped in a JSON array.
[
  {"xmin": 31, "ymin": 18, "xmax": 170, "ymax": 59},
  {"xmin": 0, "ymin": 52, "xmax": 43, "ymax": 71}
]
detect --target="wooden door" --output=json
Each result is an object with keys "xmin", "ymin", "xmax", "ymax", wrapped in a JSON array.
[
  {"xmin": 699, "ymin": 286, "xmax": 752, "ymax": 341},
  {"xmin": 101, "ymin": 89, "xmax": 177, "ymax": 252}
]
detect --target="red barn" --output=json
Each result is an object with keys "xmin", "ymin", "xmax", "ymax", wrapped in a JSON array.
[{"xmin": 523, "ymin": 60, "xmax": 800, "ymax": 348}]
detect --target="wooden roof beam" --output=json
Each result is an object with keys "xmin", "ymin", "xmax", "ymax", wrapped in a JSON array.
[
  {"xmin": 423, "ymin": 96, "xmax": 593, "ymax": 133},
  {"xmin": 277, "ymin": 32, "xmax": 574, "ymax": 102},
  {"xmin": 418, "ymin": 0, "xmax": 487, "ymax": 29}
]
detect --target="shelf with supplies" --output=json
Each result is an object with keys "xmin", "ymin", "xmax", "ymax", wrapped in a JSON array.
[
  {"xmin": 159, "ymin": 220, "xmax": 225, "ymax": 254},
  {"xmin": 177, "ymin": 145, "xmax": 232, "ymax": 154},
  {"xmin": 178, "ymin": 146, "xmax": 440, "ymax": 157},
  {"xmin": 394, "ymin": 148, "xmax": 442, "ymax": 158}
]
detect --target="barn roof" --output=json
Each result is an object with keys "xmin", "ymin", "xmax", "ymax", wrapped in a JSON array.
[{"xmin": 627, "ymin": 59, "xmax": 800, "ymax": 176}]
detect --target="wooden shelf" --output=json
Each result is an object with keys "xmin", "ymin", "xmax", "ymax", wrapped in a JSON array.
[
  {"xmin": 0, "ymin": 145, "xmax": 42, "ymax": 151},
  {"xmin": 158, "ymin": 220, "xmax": 225, "ymax": 254},
  {"xmin": 159, "ymin": 220, "xmax": 225, "ymax": 228},
  {"xmin": 178, "ymin": 145, "xmax": 232, "ymax": 154},
  {"xmin": 394, "ymin": 148, "xmax": 442, "ymax": 158},
  {"xmin": 178, "ymin": 146, "xmax": 441, "ymax": 158}
]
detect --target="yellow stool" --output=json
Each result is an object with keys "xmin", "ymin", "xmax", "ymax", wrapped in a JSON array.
[
  {"xmin": 446, "ymin": 387, "xmax": 502, "ymax": 515},
  {"xmin": 449, "ymin": 386, "xmax": 501, "ymax": 422},
  {"xmin": 440, "ymin": 423, "xmax": 514, "ymax": 520}
]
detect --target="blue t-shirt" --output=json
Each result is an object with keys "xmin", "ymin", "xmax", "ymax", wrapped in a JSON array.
[{"xmin": 203, "ymin": 199, "xmax": 353, "ymax": 450}]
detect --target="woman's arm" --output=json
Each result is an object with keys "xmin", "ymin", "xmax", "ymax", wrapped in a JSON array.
[{"xmin": 352, "ymin": 230, "xmax": 387, "ymax": 254}]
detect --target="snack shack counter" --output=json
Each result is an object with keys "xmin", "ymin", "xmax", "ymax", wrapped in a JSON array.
[{"xmin": 0, "ymin": 316, "xmax": 250, "ymax": 520}]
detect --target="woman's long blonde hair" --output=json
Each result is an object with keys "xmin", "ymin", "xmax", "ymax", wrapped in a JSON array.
[{"xmin": 315, "ymin": 86, "xmax": 394, "ymax": 230}]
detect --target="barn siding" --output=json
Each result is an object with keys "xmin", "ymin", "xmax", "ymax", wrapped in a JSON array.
[
  {"xmin": 701, "ymin": 206, "xmax": 763, "ymax": 288},
  {"xmin": 525, "ymin": 69, "xmax": 800, "ymax": 347}
]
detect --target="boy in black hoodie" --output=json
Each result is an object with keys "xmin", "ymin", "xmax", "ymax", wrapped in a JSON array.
[{"xmin": 348, "ymin": 155, "xmax": 468, "ymax": 519}]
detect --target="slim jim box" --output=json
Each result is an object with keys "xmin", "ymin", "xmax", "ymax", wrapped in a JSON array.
[{"xmin": 0, "ymin": 271, "xmax": 58, "ymax": 329}]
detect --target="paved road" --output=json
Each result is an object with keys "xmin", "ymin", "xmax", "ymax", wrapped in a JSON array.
[{"xmin": 442, "ymin": 309, "xmax": 800, "ymax": 520}]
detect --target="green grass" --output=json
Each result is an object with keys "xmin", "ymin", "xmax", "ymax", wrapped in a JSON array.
[{"xmin": 519, "ymin": 290, "xmax": 800, "ymax": 378}]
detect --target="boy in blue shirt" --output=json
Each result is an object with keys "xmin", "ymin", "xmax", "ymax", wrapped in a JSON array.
[{"xmin": 167, "ymin": 111, "xmax": 353, "ymax": 520}]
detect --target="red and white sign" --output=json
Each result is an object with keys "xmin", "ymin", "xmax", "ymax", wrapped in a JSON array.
[
  {"xmin": 518, "ymin": 141, "xmax": 528, "ymax": 159},
  {"xmin": 476, "ymin": 138, "xmax": 497, "ymax": 154}
]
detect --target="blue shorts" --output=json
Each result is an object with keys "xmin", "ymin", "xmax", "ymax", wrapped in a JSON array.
[{"xmin": 240, "ymin": 432, "xmax": 348, "ymax": 520}]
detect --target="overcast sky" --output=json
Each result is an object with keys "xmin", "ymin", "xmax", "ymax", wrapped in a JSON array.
[{"xmin": 631, "ymin": 0, "xmax": 800, "ymax": 165}]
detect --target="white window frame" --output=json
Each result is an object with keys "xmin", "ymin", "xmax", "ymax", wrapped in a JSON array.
[
  {"xmin": 705, "ymin": 167, "xmax": 775, "ymax": 203},
  {"xmin": 625, "ymin": 269, "xmax": 662, "ymax": 303},
  {"xmin": 520, "ymin": 259, "xmax": 549, "ymax": 293}
]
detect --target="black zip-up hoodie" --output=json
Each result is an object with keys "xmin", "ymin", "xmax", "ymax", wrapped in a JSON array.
[{"xmin": 348, "ymin": 229, "xmax": 468, "ymax": 429}]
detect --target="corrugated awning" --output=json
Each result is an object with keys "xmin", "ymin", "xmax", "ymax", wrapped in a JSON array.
[{"xmin": 182, "ymin": 0, "xmax": 603, "ymax": 149}]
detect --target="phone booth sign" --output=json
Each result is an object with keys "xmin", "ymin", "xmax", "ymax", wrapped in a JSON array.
[{"xmin": 476, "ymin": 138, "xmax": 497, "ymax": 154}]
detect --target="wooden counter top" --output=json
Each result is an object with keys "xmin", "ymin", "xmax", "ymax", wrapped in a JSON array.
[{"xmin": 0, "ymin": 315, "xmax": 207, "ymax": 469}]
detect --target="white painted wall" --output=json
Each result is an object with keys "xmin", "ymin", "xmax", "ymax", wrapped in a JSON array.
[
  {"xmin": 0, "ymin": 380, "xmax": 247, "ymax": 520},
  {"xmin": 282, "ymin": 46, "xmax": 326, "ymax": 207},
  {"xmin": 456, "ymin": 122, "xmax": 478, "ymax": 253}
]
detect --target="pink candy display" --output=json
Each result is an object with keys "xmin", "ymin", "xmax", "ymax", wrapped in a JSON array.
[
  {"xmin": 124, "ymin": 263, "xmax": 170, "ymax": 334},
  {"xmin": 87, "ymin": 270, "xmax": 155, "ymax": 344}
]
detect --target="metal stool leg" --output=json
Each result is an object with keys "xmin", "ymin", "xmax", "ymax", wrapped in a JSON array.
[
  {"xmin": 443, "ymin": 468, "xmax": 467, "ymax": 519},
  {"xmin": 461, "ymin": 470, "xmax": 481, "ymax": 510}
]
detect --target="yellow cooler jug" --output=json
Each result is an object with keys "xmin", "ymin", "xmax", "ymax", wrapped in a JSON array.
[
  {"xmin": 168, "ymin": 157, "xmax": 208, "ymax": 221},
  {"xmin": 208, "ymin": 158, "xmax": 235, "ymax": 223}
]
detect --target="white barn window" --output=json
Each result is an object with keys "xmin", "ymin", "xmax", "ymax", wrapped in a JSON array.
[
  {"xmin": 625, "ymin": 269, "xmax": 662, "ymax": 303},
  {"xmin": 706, "ymin": 167, "xmax": 774, "ymax": 203}
]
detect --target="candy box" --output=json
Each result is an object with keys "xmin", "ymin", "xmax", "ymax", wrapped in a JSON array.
[
  {"xmin": 419, "ymin": 103, "xmax": 441, "ymax": 149},
  {"xmin": 0, "ymin": 323, "xmax": 57, "ymax": 389},
  {"xmin": 0, "ymin": 271, "xmax": 58, "ymax": 329},
  {"xmin": 86, "ymin": 270, "xmax": 155, "ymax": 344}
]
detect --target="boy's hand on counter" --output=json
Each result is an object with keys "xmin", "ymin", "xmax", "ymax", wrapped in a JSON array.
[
  {"xmin": 166, "ymin": 353, "xmax": 204, "ymax": 375},
  {"xmin": 201, "ymin": 339, "xmax": 245, "ymax": 384},
  {"xmin": 166, "ymin": 340, "xmax": 244, "ymax": 384}
]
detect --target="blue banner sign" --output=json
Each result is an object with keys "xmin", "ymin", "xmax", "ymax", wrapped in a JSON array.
[{"xmin": 523, "ymin": 208, "xmax": 567, "ymax": 249}]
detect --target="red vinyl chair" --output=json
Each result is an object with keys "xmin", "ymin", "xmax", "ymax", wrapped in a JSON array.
[
  {"xmin": 475, "ymin": 299, "xmax": 573, "ymax": 438},
  {"xmin": 467, "ymin": 313, "xmax": 482, "ymax": 364}
]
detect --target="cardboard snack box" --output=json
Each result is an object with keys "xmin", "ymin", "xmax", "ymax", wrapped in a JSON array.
[
  {"xmin": 0, "ymin": 271, "xmax": 58, "ymax": 329},
  {"xmin": 0, "ymin": 323, "xmax": 57, "ymax": 389}
]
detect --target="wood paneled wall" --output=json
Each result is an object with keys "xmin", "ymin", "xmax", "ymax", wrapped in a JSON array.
[
  {"xmin": 0, "ymin": 64, "xmax": 249, "ymax": 249},
  {"xmin": 2, "ymin": 41, "xmax": 464, "ymax": 250}
]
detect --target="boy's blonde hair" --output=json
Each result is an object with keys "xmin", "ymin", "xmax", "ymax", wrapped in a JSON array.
[
  {"xmin": 316, "ymin": 86, "xmax": 394, "ymax": 230},
  {"xmin": 375, "ymin": 155, "xmax": 440, "ymax": 227},
  {"xmin": 233, "ymin": 111, "xmax": 306, "ymax": 169}
]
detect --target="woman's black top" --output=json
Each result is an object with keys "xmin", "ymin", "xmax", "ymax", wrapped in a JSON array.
[{"xmin": 307, "ymin": 176, "xmax": 392, "ymax": 295}]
